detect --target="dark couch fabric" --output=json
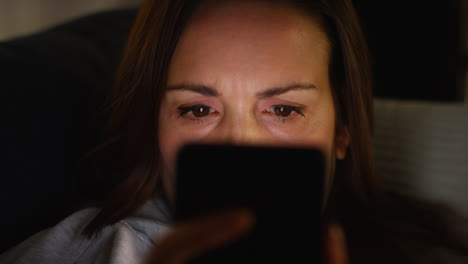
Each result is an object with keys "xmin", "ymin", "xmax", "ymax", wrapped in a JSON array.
[{"xmin": 0, "ymin": 8, "xmax": 137, "ymax": 253}]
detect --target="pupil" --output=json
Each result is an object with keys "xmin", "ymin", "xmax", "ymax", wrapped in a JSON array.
[
  {"xmin": 275, "ymin": 106, "xmax": 291, "ymax": 117},
  {"xmin": 193, "ymin": 106, "xmax": 209, "ymax": 117}
]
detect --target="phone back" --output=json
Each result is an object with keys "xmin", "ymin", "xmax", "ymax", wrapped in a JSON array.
[{"xmin": 175, "ymin": 144, "xmax": 325, "ymax": 263}]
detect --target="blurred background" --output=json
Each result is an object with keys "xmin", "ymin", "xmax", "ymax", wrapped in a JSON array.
[
  {"xmin": 354, "ymin": 0, "xmax": 468, "ymax": 103},
  {"xmin": 0, "ymin": 0, "xmax": 467, "ymax": 102},
  {"xmin": 0, "ymin": 0, "xmax": 142, "ymax": 41}
]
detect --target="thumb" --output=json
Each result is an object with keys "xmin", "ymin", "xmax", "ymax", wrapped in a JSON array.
[{"xmin": 325, "ymin": 223, "xmax": 349, "ymax": 264}]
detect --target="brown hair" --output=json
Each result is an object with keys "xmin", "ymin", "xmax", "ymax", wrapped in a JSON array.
[{"xmin": 84, "ymin": 0, "xmax": 377, "ymax": 236}]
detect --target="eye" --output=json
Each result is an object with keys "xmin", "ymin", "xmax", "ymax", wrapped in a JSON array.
[
  {"xmin": 178, "ymin": 104, "xmax": 217, "ymax": 118},
  {"xmin": 265, "ymin": 105, "xmax": 305, "ymax": 118},
  {"xmin": 274, "ymin": 105, "xmax": 294, "ymax": 117}
]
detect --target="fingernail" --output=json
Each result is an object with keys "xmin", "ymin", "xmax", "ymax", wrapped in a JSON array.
[
  {"xmin": 331, "ymin": 224, "xmax": 346, "ymax": 246},
  {"xmin": 223, "ymin": 208, "xmax": 255, "ymax": 230},
  {"xmin": 236, "ymin": 208, "xmax": 255, "ymax": 227},
  {"xmin": 329, "ymin": 223, "xmax": 349, "ymax": 264}
]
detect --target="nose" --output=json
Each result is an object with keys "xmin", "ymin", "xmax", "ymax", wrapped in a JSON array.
[{"xmin": 209, "ymin": 112, "xmax": 267, "ymax": 145}]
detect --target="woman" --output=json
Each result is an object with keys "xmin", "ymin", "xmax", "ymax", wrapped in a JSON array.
[{"xmin": 1, "ymin": 0, "xmax": 466, "ymax": 263}]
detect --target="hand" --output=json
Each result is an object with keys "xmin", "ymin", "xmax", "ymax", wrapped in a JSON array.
[
  {"xmin": 146, "ymin": 209, "xmax": 349, "ymax": 264},
  {"xmin": 146, "ymin": 208, "xmax": 254, "ymax": 264}
]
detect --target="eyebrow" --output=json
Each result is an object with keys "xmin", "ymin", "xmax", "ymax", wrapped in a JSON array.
[
  {"xmin": 256, "ymin": 83, "xmax": 317, "ymax": 98},
  {"xmin": 166, "ymin": 84, "xmax": 220, "ymax": 96},
  {"xmin": 166, "ymin": 83, "xmax": 317, "ymax": 97}
]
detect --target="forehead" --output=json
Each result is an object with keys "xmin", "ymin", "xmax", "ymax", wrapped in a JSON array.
[{"xmin": 168, "ymin": 1, "xmax": 331, "ymax": 88}]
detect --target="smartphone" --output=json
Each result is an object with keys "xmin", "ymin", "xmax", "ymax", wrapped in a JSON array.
[{"xmin": 174, "ymin": 144, "xmax": 325, "ymax": 264}]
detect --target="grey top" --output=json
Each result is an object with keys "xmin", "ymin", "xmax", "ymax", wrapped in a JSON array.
[
  {"xmin": 1, "ymin": 193, "xmax": 467, "ymax": 264},
  {"xmin": 0, "ymin": 199, "xmax": 172, "ymax": 264}
]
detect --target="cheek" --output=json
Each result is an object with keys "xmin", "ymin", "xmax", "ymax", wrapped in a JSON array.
[
  {"xmin": 312, "ymin": 107, "xmax": 337, "ymax": 172},
  {"xmin": 288, "ymin": 105, "xmax": 337, "ymax": 186},
  {"xmin": 158, "ymin": 127, "xmax": 180, "ymax": 175},
  {"xmin": 274, "ymin": 108, "xmax": 336, "ymax": 154},
  {"xmin": 158, "ymin": 114, "xmax": 214, "ymax": 175},
  {"xmin": 311, "ymin": 100, "xmax": 336, "ymax": 153},
  {"xmin": 158, "ymin": 105, "xmax": 182, "ymax": 175}
]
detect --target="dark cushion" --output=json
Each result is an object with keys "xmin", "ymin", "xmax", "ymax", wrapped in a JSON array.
[{"xmin": 0, "ymin": 8, "xmax": 137, "ymax": 253}]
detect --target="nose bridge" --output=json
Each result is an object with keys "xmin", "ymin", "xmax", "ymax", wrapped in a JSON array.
[{"xmin": 220, "ymin": 108, "xmax": 261, "ymax": 144}]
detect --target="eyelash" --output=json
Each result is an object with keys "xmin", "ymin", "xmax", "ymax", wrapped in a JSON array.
[
  {"xmin": 264, "ymin": 105, "xmax": 305, "ymax": 119},
  {"xmin": 177, "ymin": 104, "xmax": 305, "ymax": 122},
  {"xmin": 178, "ymin": 104, "xmax": 218, "ymax": 120}
]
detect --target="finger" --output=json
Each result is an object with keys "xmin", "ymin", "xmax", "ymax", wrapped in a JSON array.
[
  {"xmin": 325, "ymin": 223, "xmax": 349, "ymax": 264},
  {"xmin": 147, "ymin": 208, "xmax": 254, "ymax": 264}
]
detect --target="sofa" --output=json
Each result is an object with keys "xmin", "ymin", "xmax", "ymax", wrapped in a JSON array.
[{"xmin": 0, "ymin": 8, "xmax": 137, "ymax": 253}]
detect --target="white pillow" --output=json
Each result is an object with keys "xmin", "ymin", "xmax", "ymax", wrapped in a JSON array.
[{"xmin": 373, "ymin": 99, "xmax": 468, "ymax": 217}]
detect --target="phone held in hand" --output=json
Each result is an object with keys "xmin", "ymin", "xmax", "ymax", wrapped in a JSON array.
[{"xmin": 174, "ymin": 144, "xmax": 326, "ymax": 264}]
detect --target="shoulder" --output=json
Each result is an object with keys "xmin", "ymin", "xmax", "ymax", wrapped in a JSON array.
[
  {"xmin": 0, "ymin": 208, "xmax": 98, "ymax": 263},
  {"xmin": 93, "ymin": 199, "xmax": 172, "ymax": 263},
  {"xmin": 0, "ymin": 199, "xmax": 171, "ymax": 264}
]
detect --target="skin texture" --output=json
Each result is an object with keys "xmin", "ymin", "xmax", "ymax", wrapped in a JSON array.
[
  {"xmin": 158, "ymin": 1, "xmax": 349, "ymax": 204},
  {"xmin": 154, "ymin": 1, "xmax": 350, "ymax": 263}
]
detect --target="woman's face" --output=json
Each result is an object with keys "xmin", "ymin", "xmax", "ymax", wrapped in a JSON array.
[{"xmin": 158, "ymin": 1, "xmax": 349, "ymax": 202}]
